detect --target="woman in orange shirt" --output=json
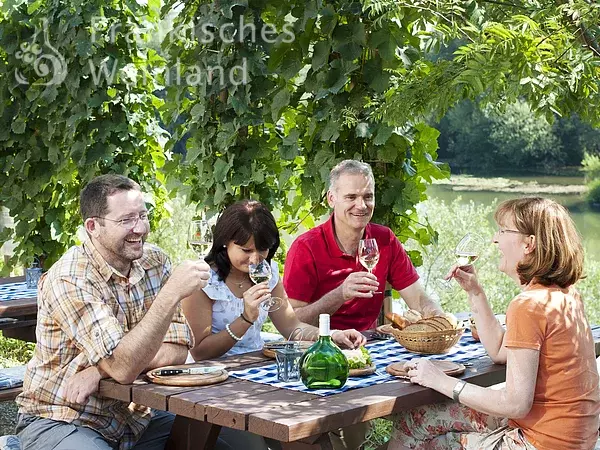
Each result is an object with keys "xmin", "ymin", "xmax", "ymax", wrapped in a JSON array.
[{"xmin": 389, "ymin": 197, "xmax": 600, "ymax": 450}]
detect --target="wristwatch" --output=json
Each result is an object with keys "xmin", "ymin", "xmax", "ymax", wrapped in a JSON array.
[{"xmin": 452, "ymin": 380, "xmax": 467, "ymax": 402}]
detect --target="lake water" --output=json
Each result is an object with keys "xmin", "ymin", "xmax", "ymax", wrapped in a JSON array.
[{"xmin": 426, "ymin": 175, "xmax": 600, "ymax": 260}]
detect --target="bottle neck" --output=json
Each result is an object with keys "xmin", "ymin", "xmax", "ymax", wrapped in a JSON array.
[{"xmin": 319, "ymin": 316, "xmax": 330, "ymax": 337}]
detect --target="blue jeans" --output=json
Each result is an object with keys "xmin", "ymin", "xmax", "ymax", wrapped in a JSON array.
[{"xmin": 16, "ymin": 410, "xmax": 174, "ymax": 450}]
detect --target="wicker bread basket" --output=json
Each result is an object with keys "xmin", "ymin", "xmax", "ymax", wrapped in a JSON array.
[{"xmin": 390, "ymin": 327, "xmax": 464, "ymax": 354}]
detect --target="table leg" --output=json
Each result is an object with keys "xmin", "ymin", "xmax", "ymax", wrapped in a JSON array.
[
  {"xmin": 166, "ymin": 415, "xmax": 221, "ymax": 450},
  {"xmin": 281, "ymin": 433, "xmax": 332, "ymax": 450}
]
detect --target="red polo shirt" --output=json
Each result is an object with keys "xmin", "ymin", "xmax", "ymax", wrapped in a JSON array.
[{"xmin": 283, "ymin": 216, "xmax": 419, "ymax": 331}]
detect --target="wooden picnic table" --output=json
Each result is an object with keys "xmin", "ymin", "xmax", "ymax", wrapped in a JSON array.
[
  {"xmin": 98, "ymin": 348, "xmax": 507, "ymax": 449},
  {"xmin": 98, "ymin": 326, "xmax": 600, "ymax": 449},
  {"xmin": 0, "ymin": 276, "xmax": 37, "ymax": 342}
]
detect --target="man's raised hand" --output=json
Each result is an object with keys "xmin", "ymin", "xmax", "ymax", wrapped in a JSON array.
[
  {"xmin": 340, "ymin": 271, "xmax": 379, "ymax": 301},
  {"xmin": 163, "ymin": 260, "xmax": 211, "ymax": 301}
]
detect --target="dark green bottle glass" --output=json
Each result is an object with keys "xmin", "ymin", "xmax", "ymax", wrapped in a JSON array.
[{"xmin": 300, "ymin": 314, "xmax": 349, "ymax": 389}]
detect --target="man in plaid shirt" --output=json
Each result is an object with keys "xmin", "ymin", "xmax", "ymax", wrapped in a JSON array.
[{"xmin": 15, "ymin": 174, "xmax": 210, "ymax": 450}]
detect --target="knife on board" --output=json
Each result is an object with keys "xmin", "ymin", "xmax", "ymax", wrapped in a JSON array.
[{"xmin": 153, "ymin": 365, "xmax": 226, "ymax": 376}]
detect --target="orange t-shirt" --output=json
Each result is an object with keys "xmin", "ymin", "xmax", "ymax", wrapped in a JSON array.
[{"xmin": 505, "ymin": 284, "xmax": 600, "ymax": 450}]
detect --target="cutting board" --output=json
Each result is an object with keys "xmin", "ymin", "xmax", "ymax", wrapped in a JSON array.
[
  {"xmin": 146, "ymin": 364, "xmax": 229, "ymax": 387},
  {"xmin": 386, "ymin": 360, "xmax": 465, "ymax": 379}
]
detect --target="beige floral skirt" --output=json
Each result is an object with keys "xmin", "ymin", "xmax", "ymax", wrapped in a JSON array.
[{"xmin": 388, "ymin": 401, "xmax": 537, "ymax": 450}]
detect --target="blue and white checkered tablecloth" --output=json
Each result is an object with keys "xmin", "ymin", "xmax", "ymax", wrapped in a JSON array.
[
  {"xmin": 229, "ymin": 331, "xmax": 489, "ymax": 396},
  {"xmin": 0, "ymin": 282, "xmax": 37, "ymax": 302},
  {"xmin": 0, "ymin": 365, "xmax": 26, "ymax": 390}
]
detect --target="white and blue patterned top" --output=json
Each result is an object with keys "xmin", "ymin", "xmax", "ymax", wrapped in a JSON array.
[{"xmin": 203, "ymin": 260, "xmax": 279, "ymax": 356}]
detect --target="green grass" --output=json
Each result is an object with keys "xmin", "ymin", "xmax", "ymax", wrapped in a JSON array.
[
  {"xmin": 0, "ymin": 333, "xmax": 34, "ymax": 368},
  {"xmin": 365, "ymin": 418, "xmax": 392, "ymax": 449}
]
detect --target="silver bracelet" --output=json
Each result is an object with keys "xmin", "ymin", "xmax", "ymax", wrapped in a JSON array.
[
  {"xmin": 225, "ymin": 323, "xmax": 242, "ymax": 342},
  {"xmin": 452, "ymin": 379, "xmax": 467, "ymax": 402}
]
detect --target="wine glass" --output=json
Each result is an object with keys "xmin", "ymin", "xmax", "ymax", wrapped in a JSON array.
[
  {"xmin": 438, "ymin": 233, "xmax": 486, "ymax": 289},
  {"xmin": 248, "ymin": 259, "xmax": 283, "ymax": 312},
  {"xmin": 188, "ymin": 220, "xmax": 212, "ymax": 260},
  {"xmin": 358, "ymin": 238, "xmax": 381, "ymax": 294}
]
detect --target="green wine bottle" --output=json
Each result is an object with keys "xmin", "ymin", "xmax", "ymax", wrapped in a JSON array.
[{"xmin": 300, "ymin": 314, "xmax": 349, "ymax": 389}]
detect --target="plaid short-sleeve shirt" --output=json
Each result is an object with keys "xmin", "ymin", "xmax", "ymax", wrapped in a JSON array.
[{"xmin": 16, "ymin": 238, "xmax": 192, "ymax": 449}]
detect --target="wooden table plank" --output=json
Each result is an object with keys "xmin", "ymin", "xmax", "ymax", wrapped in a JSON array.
[
  {"xmin": 0, "ymin": 276, "xmax": 35, "ymax": 318},
  {"xmin": 248, "ymin": 357, "xmax": 505, "ymax": 442},
  {"xmin": 100, "ymin": 352, "xmax": 273, "ymax": 409},
  {"xmin": 132, "ymin": 383, "xmax": 208, "ymax": 411},
  {"xmin": 0, "ymin": 276, "xmax": 25, "ymax": 285},
  {"xmin": 0, "ymin": 297, "xmax": 37, "ymax": 318},
  {"xmin": 169, "ymin": 380, "xmax": 282, "ymax": 421},
  {"xmin": 99, "ymin": 378, "xmax": 148, "ymax": 403},
  {"xmin": 205, "ymin": 387, "xmax": 316, "ymax": 430}
]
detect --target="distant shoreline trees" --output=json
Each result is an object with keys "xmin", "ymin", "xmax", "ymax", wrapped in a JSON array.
[{"xmin": 435, "ymin": 99, "xmax": 600, "ymax": 174}]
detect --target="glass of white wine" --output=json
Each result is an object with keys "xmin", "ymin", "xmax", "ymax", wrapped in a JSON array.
[
  {"xmin": 248, "ymin": 259, "xmax": 282, "ymax": 312},
  {"xmin": 358, "ymin": 238, "xmax": 381, "ymax": 294},
  {"xmin": 438, "ymin": 233, "xmax": 485, "ymax": 289},
  {"xmin": 188, "ymin": 220, "xmax": 212, "ymax": 260}
]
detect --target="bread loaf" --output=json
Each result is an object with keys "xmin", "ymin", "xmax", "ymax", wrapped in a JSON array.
[
  {"xmin": 442, "ymin": 313, "xmax": 458, "ymax": 329},
  {"xmin": 404, "ymin": 309, "xmax": 422, "ymax": 323}
]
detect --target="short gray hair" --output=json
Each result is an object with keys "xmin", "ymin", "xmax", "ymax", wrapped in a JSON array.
[{"xmin": 328, "ymin": 160, "xmax": 374, "ymax": 191}]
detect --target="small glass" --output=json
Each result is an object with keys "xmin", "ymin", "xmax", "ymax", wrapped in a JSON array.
[
  {"xmin": 248, "ymin": 259, "xmax": 283, "ymax": 312},
  {"xmin": 275, "ymin": 346, "xmax": 303, "ymax": 382},
  {"xmin": 25, "ymin": 266, "xmax": 42, "ymax": 289},
  {"xmin": 358, "ymin": 238, "xmax": 381, "ymax": 294},
  {"xmin": 438, "ymin": 233, "xmax": 486, "ymax": 290}
]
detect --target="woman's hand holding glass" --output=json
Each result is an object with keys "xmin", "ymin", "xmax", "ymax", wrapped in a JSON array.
[
  {"xmin": 241, "ymin": 282, "xmax": 272, "ymax": 323},
  {"xmin": 439, "ymin": 233, "xmax": 486, "ymax": 289},
  {"xmin": 248, "ymin": 259, "xmax": 283, "ymax": 312},
  {"xmin": 448, "ymin": 264, "xmax": 484, "ymax": 296}
]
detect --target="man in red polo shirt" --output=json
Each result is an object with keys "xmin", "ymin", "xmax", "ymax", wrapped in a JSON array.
[{"xmin": 284, "ymin": 159, "xmax": 442, "ymax": 332}]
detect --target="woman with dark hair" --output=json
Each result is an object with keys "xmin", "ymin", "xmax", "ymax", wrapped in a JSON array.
[
  {"xmin": 182, "ymin": 200, "xmax": 365, "ymax": 360},
  {"xmin": 388, "ymin": 197, "xmax": 599, "ymax": 450}
]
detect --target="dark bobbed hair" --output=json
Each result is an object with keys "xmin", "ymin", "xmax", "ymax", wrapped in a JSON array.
[
  {"xmin": 494, "ymin": 197, "xmax": 584, "ymax": 288},
  {"xmin": 80, "ymin": 174, "xmax": 140, "ymax": 221},
  {"xmin": 205, "ymin": 200, "xmax": 280, "ymax": 281}
]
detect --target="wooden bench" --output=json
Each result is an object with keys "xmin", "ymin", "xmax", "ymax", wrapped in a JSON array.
[{"xmin": 0, "ymin": 386, "xmax": 21, "ymax": 402}]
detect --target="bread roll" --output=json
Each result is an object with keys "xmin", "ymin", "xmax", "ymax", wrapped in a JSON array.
[{"xmin": 385, "ymin": 312, "xmax": 409, "ymax": 330}]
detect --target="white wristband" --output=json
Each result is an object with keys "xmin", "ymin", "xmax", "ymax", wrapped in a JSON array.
[{"xmin": 225, "ymin": 323, "xmax": 242, "ymax": 342}]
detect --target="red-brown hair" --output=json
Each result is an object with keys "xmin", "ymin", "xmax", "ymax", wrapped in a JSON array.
[{"xmin": 494, "ymin": 197, "xmax": 584, "ymax": 288}]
